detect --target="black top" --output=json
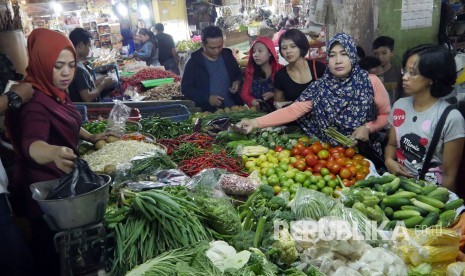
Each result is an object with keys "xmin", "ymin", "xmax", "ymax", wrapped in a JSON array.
[
  {"xmin": 274, "ymin": 59, "xmax": 326, "ymax": 101},
  {"xmin": 68, "ymin": 62, "xmax": 95, "ymax": 102},
  {"xmin": 155, "ymin": 32, "xmax": 175, "ymax": 63}
]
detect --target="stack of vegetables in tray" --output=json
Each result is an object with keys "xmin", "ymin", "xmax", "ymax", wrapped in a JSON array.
[
  {"xmin": 75, "ymin": 111, "xmax": 465, "ymax": 276},
  {"xmin": 120, "ymin": 67, "xmax": 181, "ymax": 97}
]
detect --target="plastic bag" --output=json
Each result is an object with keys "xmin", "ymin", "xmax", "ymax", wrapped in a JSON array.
[
  {"xmin": 106, "ymin": 100, "xmax": 131, "ymax": 135},
  {"xmin": 219, "ymin": 171, "xmax": 261, "ymax": 195},
  {"xmin": 187, "ymin": 168, "xmax": 242, "ymax": 236},
  {"xmin": 46, "ymin": 158, "xmax": 106, "ymax": 199},
  {"xmin": 291, "ymin": 188, "xmax": 337, "ymax": 220},
  {"xmin": 122, "ymin": 169, "xmax": 190, "ymax": 191}
]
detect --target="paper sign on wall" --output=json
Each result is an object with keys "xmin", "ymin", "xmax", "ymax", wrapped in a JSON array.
[{"xmin": 401, "ymin": 0, "xmax": 434, "ymax": 30}]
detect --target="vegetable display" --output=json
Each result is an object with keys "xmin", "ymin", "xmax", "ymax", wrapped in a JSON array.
[{"xmin": 121, "ymin": 68, "xmax": 181, "ymax": 92}]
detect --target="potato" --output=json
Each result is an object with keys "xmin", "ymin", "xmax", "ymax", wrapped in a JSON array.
[
  {"xmin": 224, "ymin": 107, "xmax": 231, "ymax": 113},
  {"xmin": 103, "ymin": 164, "xmax": 117, "ymax": 175},
  {"xmin": 95, "ymin": 140, "xmax": 106, "ymax": 150},
  {"xmin": 250, "ymin": 106, "xmax": 257, "ymax": 111},
  {"xmin": 215, "ymin": 108, "xmax": 224, "ymax": 114},
  {"xmin": 105, "ymin": 135, "xmax": 120, "ymax": 143}
]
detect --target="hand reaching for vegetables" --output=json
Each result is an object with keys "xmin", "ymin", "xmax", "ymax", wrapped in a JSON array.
[
  {"xmin": 229, "ymin": 80, "xmax": 240, "ymax": 94},
  {"xmin": 351, "ymin": 125, "xmax": 370, "ymax": 143},
  {"xmin": 52, "ymin": 146, "xmax": 77, "ymax": 174},
  {"xmin": 235, "ymin": 119, "xmax": 259, "ymax": 134},
  {"xmin": 209, "ymin": 95, "xmax": 224, "ymax": 107},
  {"xmin": 385, "ymin": 158, "xmax": 414, "ymax": 178},
  {"xmin": 262, "ymin": 92, "xmax": 274, "ymax": 101}
]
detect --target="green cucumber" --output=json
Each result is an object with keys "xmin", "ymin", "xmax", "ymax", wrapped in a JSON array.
[
  {"xmin": 415, "ymin": 195, "xmax": 445, "ymax": 209},
  {"xmin": 384, "ymin": 207, "xmax": 394, "ymax": 219},
  {"xmin": 419, "ymin": 211, "xmax": 440, "ymax": 227},
  {"xmin": 399, "ymin": 177, "xmax": 423, "ymax": 194},
  {"xmin": 371, "ymin": 174, "xmax": 396, "ymax": 185},
  {"xmin": 403, "ymin": 215, "xmax": 424, "ymax": 228},
  {"xmin": 354, "ymin": 179, "xmax": 374, "ymax": 188},
  {"xmin": 421, "ymin": 185, "xmax": 437, "ymax": 195},
  {"xmin": 366, "ymin": 206, "xmax": 384, "ymax": 222},
  {"xmin": 411, "ymin": 198, "xmax": 440, "ymax": 213},
  {"xmin": 362, "ymin": 196, "xmax": 381, "ymax": 207},
  {"xmin": 438, "ymin": 210, "xmax": 458, "ymax": 227},
  {"xmin": 427, "ymin": 187, "xmax": 450, "ymax": 203},
  {"xmin": 382, "ymin": 177, "xmax": 401, "ymax": 195},
  {"xmin": 401, "ymin": 205, "xmax": 429, "ymax": 216},
  {"xmin": 443, "ymin": 198, "xmax": 464, "ymax": 211},
  {"xmin": 393, "ymin": 210, "xmax": 421, "ymax": 220},
  {"xmin": 382, "ymin": 196, "xmax": 412, "ymax": 209},
  {"xmin": 389, "ymin": 191, "xmax": 418, "ymax": 199}
]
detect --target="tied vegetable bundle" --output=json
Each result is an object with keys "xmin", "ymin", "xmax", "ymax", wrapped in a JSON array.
[{"xmin": 105, "ymin": 188, "xmax": 211, "ymax": 276}]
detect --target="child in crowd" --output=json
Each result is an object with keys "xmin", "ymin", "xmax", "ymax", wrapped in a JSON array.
[
  {"xmin": 356, "ymin": 45, "xmax": 366, "ymax": 60},
  {"xmin": 372, "ymin": 36, "xmax": 402, "ymax": 103},
  {"xmin": 359, "ymin": 56, "xmax": 384, "ymax": 78}
]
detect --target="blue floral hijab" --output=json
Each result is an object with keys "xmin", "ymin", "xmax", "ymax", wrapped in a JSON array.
[{"xmin": 296, "ymin": 33, "xmax": 374, "ymax": 144}]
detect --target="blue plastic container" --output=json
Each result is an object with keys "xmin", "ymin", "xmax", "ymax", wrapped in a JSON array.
[{"xmin": 139, "ymin": 104, "xmax": 190, "ymax": 122}]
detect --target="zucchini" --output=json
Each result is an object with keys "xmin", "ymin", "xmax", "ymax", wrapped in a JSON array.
[
  {"xmin": 372, "ymin": 174, "xmax": 396, "ymax": 184},
  {"xmin": 415, "ymin": 195, "xmax": 445, "ymax": 209},
  {"xmin": 419, "ymin": 211, "xmax": 440, "ymax": 227},
  {"xmin": 444, "ymin": 198, "xmax": 464, "ymax": 211},
  {"xmin": 366, "ymin": 206, "xmax": 384, "ymax": 222},
  {"xmin": 411, "ymin": 198, "xmax": 440, "ymax": 213},
  {"xmin": 362, "ymin": 196, "xmax": 381, "ymax": 207},
  {"xmin": 382, "ymin": 196, "xmax": 412, "ymax": 209},
  {"xmin": 393, "ymin": 210, "xmax": 421, "ymax": 220},
  {"xmin": 422, "ymin": 185, "xmax": 437, "ymax": 195},
  {"xmin": 389, "ymin": 191, "xmax": 417, "ymax": 199},
  {"xmin": 399, "ymin": 177, "xmax": 423, "ymax": 194},
  {"xmin": 438, "ymin": 210, "xmax": 458, "ymax": 227},
  {"xmin": 401, "ymin": 205, "xmax": 429, "ymax": 216},
  {"xmin": 403, "ymin": 215, "xmax": 424, "ymax": 228},
  {"xmin": 427, "ymin": 187, "xmax": 450, "ymax": 203}
]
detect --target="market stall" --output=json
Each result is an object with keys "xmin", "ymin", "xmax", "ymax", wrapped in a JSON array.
[{"xmin": 31, "ymin": 102, "xmax": 465, "ymax": 275}]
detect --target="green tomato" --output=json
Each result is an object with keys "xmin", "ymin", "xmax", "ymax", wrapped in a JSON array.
[
  {"xmin": 303, "ymin": 179, "xmax": 312, "ymax": 188},
  {"xmin": 294, "ymin": 172, "xmax": 306, "ymax": 184},
  {"xmin": 285, "ymin": 179, "xmax": 295, "ymax": 187},
  {"xmin": 310, "ymin": 175, "xmax": 318, "ymax": 184},
  {"xmin": 328, "ymin": 179, "xmax": 338, "ymax": 188},
  {"xmin": 320, "ymin": 168, "xmax": 330, "ymax": 176},
  {"xmin": 308, "ymin": 184, "xmax": 318, "ymax": 191},
  {"xmin": 266, "ymin": 167, "xmax": 276, "ymax": 177},
  {"xmin": 316, "ymin": 180, "xmax": 326, "ymax": 190},
  {"xmin": 279, "ymin": 162, "xmax": 289, "ymax": 171},
  {"xmin": 323, "ymin": 175, "xmax": 333, "ymax": 182},
  {"xmin": 304, "ymin": 171, "xmax": 313, "ymax": 178},
  {"xmin": 279, "ymin": 174, "xmax": 289, "ymax": 184},
  {"xmin": 276, "ymin": 169, "xmax": 285, "ymax": 177},
  {"xmin": 245, "ymin": 160, "xmax": 256, "ymax": 169},
  {"xmin": 258, "ymin": 154, "xmax": 267, "ymax": 162},
  {"xmin": 268, "ymin": 175, "xmax": 279, "ymax": 185},
  {"xmin": 284, "ymin": 170, "xmax": 296, "ymax": 179},
  {"xmin": 281, "ymin": 134, "xmax": 289, "ymax": 143},
  {"xmin": 321, "ymin": 186, "xmax": 334, "ymax": 196},
  {"xmin": 289, "ymin": 183, "xmax": 301, "ymax": 194}
]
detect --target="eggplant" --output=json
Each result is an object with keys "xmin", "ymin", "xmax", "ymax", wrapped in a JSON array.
[
  {"xmin": 205, "ymin": 116, "xmax": 231, "ymax": 132},
  {"xmin": 193, "ymin": 118, "xmax": 202, "ymax": 132}
]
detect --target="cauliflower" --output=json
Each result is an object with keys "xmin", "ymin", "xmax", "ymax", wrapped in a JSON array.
[{"xmin": 272, "ymin": 228, "xmax": 298, "ymax": 264}]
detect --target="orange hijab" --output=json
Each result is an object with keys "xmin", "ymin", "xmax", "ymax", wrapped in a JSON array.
[{"xmin": 25, "ymin": 28, "xmax": 76, "ymax": 103}]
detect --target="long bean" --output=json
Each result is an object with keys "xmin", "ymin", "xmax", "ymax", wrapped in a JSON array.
[{"xmin": 324, "ymin": 127, "xmax": 355, "ymax": 147}]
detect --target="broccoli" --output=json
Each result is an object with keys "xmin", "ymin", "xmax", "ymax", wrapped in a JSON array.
[
  {"xmin": 266, "ymin": 196, "xmax": 286, "ymax": 211},
  {"xmin": 241, "ymin": 185, "xmax": 275, "ymax": 212},
  {"xmin": 306, "ymin": 266, "xmax": 326, "ymax": 276},
  {"xmin": 245, "ymin": 249, "xmax": 278, "ymax": 276},
  {"xmin": 232, "ymin": 230, "xmax": 255, "ymax": 251},
  {"xmin": 274, "ymin": 210, "xmax": 296, "ymax": 222}
]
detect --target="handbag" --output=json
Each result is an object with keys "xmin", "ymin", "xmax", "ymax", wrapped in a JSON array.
[{"xmin": 418, "ymin": 104, "xmax": 455, "ymax": 180}]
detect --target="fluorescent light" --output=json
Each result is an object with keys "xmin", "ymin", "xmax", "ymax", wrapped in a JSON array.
[
  {"xmin": 140, "ymin": 5, "xmax": 150, "ymax": 19},
  {"xmin": 50, "ymin": 2, "xmax": 62, "ymax": 13},
  {"xmin": 117, "ymin": 3, "xmax": 128, "ymax": 17}
]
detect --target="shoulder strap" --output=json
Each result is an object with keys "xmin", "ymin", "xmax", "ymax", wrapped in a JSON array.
[
  {"xmin": 312, "ymin": 60, "xmax": 318, "ymax": 80},
  {"xmin": 419, "ymin": 104, "xmax": 455, "ymax": 180}
]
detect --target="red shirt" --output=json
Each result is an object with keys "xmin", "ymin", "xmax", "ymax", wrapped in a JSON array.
[{"xmin": 11, "ymin": 90, "xmax": 81, "ymax": 218}]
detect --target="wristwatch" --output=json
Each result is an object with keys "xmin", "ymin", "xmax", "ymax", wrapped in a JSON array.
[{"xmin": 5, "ymin": 91, "xmax": 22, "ymax": 110}]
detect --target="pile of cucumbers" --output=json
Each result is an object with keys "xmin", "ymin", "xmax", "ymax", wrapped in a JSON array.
[{"xmin": 341, "ymin": 174, "xmax": 464, "ymax": 230}]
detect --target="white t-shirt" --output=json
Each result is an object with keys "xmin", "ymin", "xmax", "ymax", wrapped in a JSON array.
[
  {"xmin": 389, "ymin": 97, "xmax": 465, "ymax": 184},
  {"xmin": 0, "ymin": 159, "xmax": 8, "ymax": 194}
]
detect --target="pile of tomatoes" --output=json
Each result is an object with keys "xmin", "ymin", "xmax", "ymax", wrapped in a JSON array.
[{"xmin": 278, "ymin": 138, "xmax": 371, "ymax": 187}]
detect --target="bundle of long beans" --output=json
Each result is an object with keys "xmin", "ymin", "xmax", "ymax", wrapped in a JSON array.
[
  {"xmin": 106, "ymin": 188, "xmax": 211, "ymax": 276},
  {"xmin": 323, "ymin": 127, "xmax": 355, "ymax": 148}
]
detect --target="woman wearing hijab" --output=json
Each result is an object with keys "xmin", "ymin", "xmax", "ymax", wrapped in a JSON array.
[
  {"xmin": 237, "ymin": 33, "xmax": 391, "ymax": 147},
  {"xmin": 6, "ymin": 28, "xmax": 108, "ymax": 275},
  {"xmin": 240, "ymin": 36, "xmax": 283, "ymax": 109}
]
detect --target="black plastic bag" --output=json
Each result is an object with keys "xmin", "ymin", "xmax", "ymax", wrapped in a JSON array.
[{"xmin": 46, "ymin": 158, "xmax": 106, "ymax": 200}]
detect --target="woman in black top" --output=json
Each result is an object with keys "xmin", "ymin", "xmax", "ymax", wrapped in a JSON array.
[{"xmin": 274, "ymin": 29, "xmax": 326, "ymax": 103}]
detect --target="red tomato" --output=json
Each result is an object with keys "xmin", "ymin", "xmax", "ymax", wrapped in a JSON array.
[
  {"xmin": 345, "ymin": 148, "xmax": 356, "ymax": 158},
  {"xmin": 298, "ymin": 137, "xmax": 311, "ymax": 147},
  {"xmin": 310, "ymin": 143, "xmax": 323, "ymax": 154},
  {"xmin": 327, "ymin": 155, "xmax": 337, "ymax": 163},
  {"xmin": 329, "ymin": 163, "xmax": 341, "ymax": 174},
  {"xmin": 339, "ymin": 168, "xmax": 352, "ymax": 179},
  {"xmin": 362, "ymin": 160, "xmax": 371, "ymax": 167},
  {"xmin": 295, "ymin": 142, "xmax": 306, "ymax": 150},
  {"xmin": 300, "ymin": 147, "xmax": 312, "ymax": 157},
  {"xmin": 348, "ymin": 165, "xmax": 357, "ymax": 176},
  {"xmin": 295, "ymin": 160, "xmax": 307, "ymax": 171},
  {"xmin": 326, "ymin": 160, "xmax": 335, "ymax": 169},
  {"xmin": 362, "ymin": 166, "xmax": 370, "ymax": 175},
  {"xmin": 335, "ymin": 146, "xmax": 345, "ymax": 153},
  {"xmin": 322, "ymin": 142, "xmax": 331, "ymax": 150},
  {"xmin": 329, "ymin": 148, "xmax": 340, "ymax": 155},
  {"xmin": 305, "ymin": 155, "xmax": 318, "ymax": 167},
  {"xmin": 336, "ymin": 157, "xmax": 347, "ymax": 167},
  {"xmin": 291, "ymin": 147, "xmax": 301, "ymax": 156},
  {"xmin": 274, "ymin": 146, "xmax": 284, "ymax": 152},
  {"xmin": 332, "ymin": 152, "xmax": 342, "ymax": 158},
  {"xmin": 313, "ymin": 164, "xmax": 323, "ymax": 173},
  {"xmin": 317, "ymin": 160, "xmax": 327, "ymax": 167},
  {"xmin": 305, "ymin": 167, "xmax": 314, "ymax": 172},
  {"xmin": 342, "ymin": 179, "xmax": 351, "ymax": 187},
  {"xmin": 317, "ymin": 149, "xmax": 330, "ymax": 160},
  {"xmin": 350, "ymin": 179, "xmax": 356, "ymax": 186},
  {"xmin": 353, "ymin": 154, "xmax": 364, "ymax": 161},
  {"xmin": 355, "ymin": 172, "xmax": 366, "ymax": 180}
]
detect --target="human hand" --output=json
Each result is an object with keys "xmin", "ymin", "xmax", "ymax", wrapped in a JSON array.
[
  {"xmin": 229, "ymin": 81, "xmax": 240, "ymax": 94},
  {"xmin": 262, "ymin": 92, "xmax": 274, "ymax": 101},
  {"xmin": 209, "ymin": 95, "xmax": 224, "ymax": 107},
  {"xmin": 10, "ymin": 83, "xmax": 34, "ymax": 104},
  {"xmin": 251, "ymin": 99, "xmax": 260, "ymax": 107},
  {"xmin": 351, "ymin": 125, "xmax": 370, "ymax": 142},
  {"xmin": 101, "ymin": 77, "xmax": 115, "ymax": 89},
  {"xmin": 235, "ymin": 119, "xmax": 259, "ymax": 134},
  {"xmin": 128, "ymin": 54, "xmax": 134, "ymax": 59},
  {"xmin": 385, "ymin": 159, "xmax": 414, "ymax": 178},
  {"xmin": 88, "ymin": 133, "xmax": 112, "ymax": 144},
  {"xmin": 52, "ymin": 146, "xmax": 77, "ymax": 174}
]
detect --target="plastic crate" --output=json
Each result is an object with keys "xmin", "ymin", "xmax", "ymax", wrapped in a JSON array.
[
  {"xmin": 75, "ymin": 105, "xmax": 88, "ymax": 123},
  {"xmin": 139, "ymin": 104, "xmax": 190, "ymax": 122},
  {"xmin": 86, "ymin": 107, "xmax": 142, "ymax": 121}
]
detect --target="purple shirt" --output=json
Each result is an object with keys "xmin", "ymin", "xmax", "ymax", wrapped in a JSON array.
[{"xmin": 11, "ymin": 90, "xmax": 81, "ymax": 218}]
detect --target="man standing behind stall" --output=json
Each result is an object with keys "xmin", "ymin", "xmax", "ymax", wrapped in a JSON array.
[
  {"xmin": 181, "ymin": 25, "xmax": 243, "ymax": 111},
  {"xmin": 68, "ymin": 27, "xmax": 115, "ymax": 102},
  {"xmin": 153, "ymin": 23, "xmax": 180, "ymax": 75}
]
